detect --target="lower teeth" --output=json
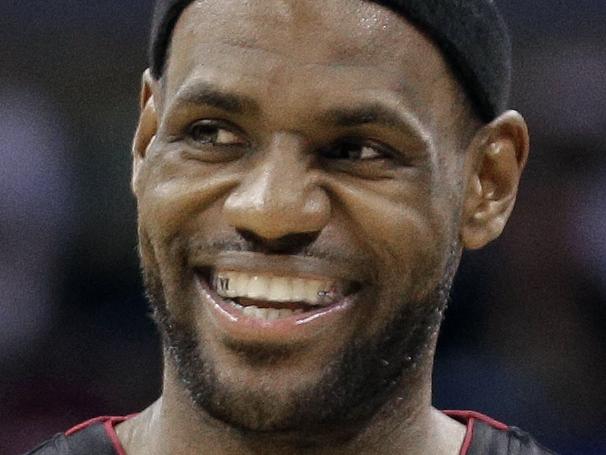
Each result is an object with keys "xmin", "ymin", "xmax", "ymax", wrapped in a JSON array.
[{"xmin": 230, "ymin": 301, "xmax": 304, "ymax": 320}]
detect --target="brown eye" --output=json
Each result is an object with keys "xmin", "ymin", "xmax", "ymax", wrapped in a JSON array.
[
  {"xmin": 321, "ymin": 140, "xmax": 386, "ymax": 161},
  {"xmin": 189, "ymin": 121, "xmax": 246, "ymax": 146}
]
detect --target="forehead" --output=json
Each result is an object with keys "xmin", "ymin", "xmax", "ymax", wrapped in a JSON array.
[{"xmin": 164, "ymin": 0, "xmax": 460, "ymax": 127}]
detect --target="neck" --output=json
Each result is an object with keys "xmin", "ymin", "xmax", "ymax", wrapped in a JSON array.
[{"xmin": 117, "ymin": 357, "xmax": 465, "ymax": 455}]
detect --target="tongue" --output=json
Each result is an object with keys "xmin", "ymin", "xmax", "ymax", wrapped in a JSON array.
[{"xmin": 237, "ymin": 298, "xmax": 313, "ymax": 311}]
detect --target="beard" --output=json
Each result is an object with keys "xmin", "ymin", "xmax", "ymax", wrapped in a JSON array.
[{"xmin": 142, "ymin": 238, "xmax": 460, "ymax": 435}]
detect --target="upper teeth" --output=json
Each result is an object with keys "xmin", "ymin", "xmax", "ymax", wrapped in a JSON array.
[{"xmin": 213, "ymin": 271, "xmax": 334, "ymax": 306}]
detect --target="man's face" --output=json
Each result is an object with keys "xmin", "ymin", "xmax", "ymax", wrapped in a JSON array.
[{"xmin": 135, "ymin": 0, "xmax": 473, "ymax": 432}]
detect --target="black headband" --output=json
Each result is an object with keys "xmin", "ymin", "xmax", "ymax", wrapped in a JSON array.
[{"xmin": 149, "ymin": 0, "xmax": 512, "ymax": 122}]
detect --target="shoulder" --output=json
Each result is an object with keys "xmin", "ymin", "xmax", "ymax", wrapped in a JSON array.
[
  {"xmin": 445, "ymin": 410, "xmax": 558, "ymax": 455},
  {"xmin": 22, "ymin": 416, "xmax": 132, "ymax": 455}
]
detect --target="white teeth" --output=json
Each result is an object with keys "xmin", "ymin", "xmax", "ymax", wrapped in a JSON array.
[
  {"xmin": 232, "ymin": 303, "xmax": 296, "ymax": 321},
  {"xmin": 268, "ymin": 277, "xmax": 292, "ymax": 302},
  {"xmin": 304, "ymin": 280, "xmax": 324, "ymax": 304},
  {"xmin": 214, "ymin": 271, "xmax": 335, "ymax": 306},
  {"xmin": 242, "ymin": 305, "xmax": 276, "ymax": 321},
  {"xmin": 217, "ymin": 272, "xmax": 239, "ymax": 298},
  {"xmin": 242, "ymin": 305, "xmax": 257, "ymax": 316},
  {"xmin": 248, "ymin": 275, "xmax": 269, "ymax": 299},
  {"xmin": 278, "ymin": 308, "xmax": 293, "ymax": 319},
  {"xmin": 232, "ymin": 273, "xmax": 249, "ymax": 297},
  {"xmin": 291, "ymin": 278, "xmax": 306, "ymax": 300},
  {"xmin": 266, "ymin": 308, "xmax": 282, "ymax": 321}
]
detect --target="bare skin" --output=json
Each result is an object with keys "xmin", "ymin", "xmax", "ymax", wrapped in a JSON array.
[{"xmin": 118, "ymin": 0, "xmax": 529, "ymax": 454}]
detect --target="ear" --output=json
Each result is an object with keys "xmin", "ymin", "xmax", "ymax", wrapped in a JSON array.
[
  {"xmin": 461, "ymin": 110, "xmax": 530, "ymax": 250},
  {"xmin": 132, "ymin": 69, "xmax": 159, "ymax": 195}
]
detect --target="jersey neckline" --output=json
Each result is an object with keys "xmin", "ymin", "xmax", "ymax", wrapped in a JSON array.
[
  {"xmin": 443, "ymin": 410, "xmax": 509, "ymax": 455},
  {"xmin": 66, "ymin": 410, "xmax": 509, "ymax": 455}
]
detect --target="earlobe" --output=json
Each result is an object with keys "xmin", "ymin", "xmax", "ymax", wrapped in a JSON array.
[
  {"xmin": 461, "ymin": 110, "xmax": 529, "ymax": 250},
  {"xmin": 132, "ymin": 69, "xmax": 159, "ymax": 194}
]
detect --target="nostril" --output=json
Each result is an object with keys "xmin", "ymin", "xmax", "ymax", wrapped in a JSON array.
[{"xmin": 236, "ymin": 229, "xmax": 320, "ymax": 255}]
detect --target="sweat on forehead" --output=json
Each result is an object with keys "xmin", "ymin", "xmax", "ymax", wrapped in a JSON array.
[{"xmin": 149, "ymin": 0, "xmax": 511, "ymax": 122}]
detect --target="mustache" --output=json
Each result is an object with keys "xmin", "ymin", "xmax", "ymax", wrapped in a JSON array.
[{"xmin": 185, "ymin": 236, "xmax": 373, "ymax": 274}]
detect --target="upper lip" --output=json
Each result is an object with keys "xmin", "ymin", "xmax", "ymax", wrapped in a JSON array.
[{"xmin": 189, "ymin": 251, "xmax": 368, "ymax": 286}]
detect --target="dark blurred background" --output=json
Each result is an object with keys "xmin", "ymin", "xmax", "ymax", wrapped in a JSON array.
[{"xmin": 1, "ymin": 1, "xmax": 604, "ymax": 454}]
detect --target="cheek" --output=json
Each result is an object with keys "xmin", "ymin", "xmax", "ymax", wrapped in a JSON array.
[
  {"xmin": 136, "ymin": 153, "xmax": 241, "ymax": 315},
  {"xmin": 137, "ymin": 150, "xmax": 239, "ymax": 244},
  {"xmin": 328, "ymin": 176, "xmax": 455, "ymax": 302}
]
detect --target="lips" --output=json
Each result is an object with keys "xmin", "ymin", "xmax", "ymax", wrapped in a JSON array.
[{"xmin": 192, "ymin": 252, "xmax": 364, "ymax": 344}]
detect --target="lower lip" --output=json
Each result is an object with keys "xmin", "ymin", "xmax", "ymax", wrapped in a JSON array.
[{"xmin": 195, "ymin": 275, "xmax": 356, "ymax": 344}]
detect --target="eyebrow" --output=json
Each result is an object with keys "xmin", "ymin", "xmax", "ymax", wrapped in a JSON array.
[
  {"xmin": 318, "ymin": 103, "xmax": 429, "ymax": 145},
  {"xmin": 171, "ymin": 81, "xmax": 260, "ymax": 115},
  {"xmin": 169, "ymin": 81, "xmax": 429, "ymax": 148}
]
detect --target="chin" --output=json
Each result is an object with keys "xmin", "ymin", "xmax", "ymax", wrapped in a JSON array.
[{"xmin": 198, "ymin": 374, "xmax": 322, "ymax": 433}]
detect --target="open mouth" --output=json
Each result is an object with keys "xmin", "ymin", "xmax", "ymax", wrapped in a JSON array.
[{"xmin": 196, "ymin": 267, "xmax": 361, "ymax": 322}]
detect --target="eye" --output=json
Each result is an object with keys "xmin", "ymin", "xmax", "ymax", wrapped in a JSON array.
[
  {"xmin": 320, "ymin": 140, "xmax": 388, "ymax": 161},
  {"xmin": 188, "ymin": 121, "xmax": 246, "ymax": 146}
]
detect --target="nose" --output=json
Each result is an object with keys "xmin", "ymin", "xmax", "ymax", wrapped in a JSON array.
[{"xmin": 224, "ymin": 133, "xmax": 330, "ymax": 243}]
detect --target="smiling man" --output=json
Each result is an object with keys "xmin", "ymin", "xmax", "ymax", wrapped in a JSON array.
[{"xmin": 26, "ymin": 1, "xmax": 556, "ymax": 454}]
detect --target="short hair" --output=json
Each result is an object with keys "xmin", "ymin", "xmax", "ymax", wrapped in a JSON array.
[{"xmin": 149, "ymin": 0, "xmax": 512, "ymax": 122}]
